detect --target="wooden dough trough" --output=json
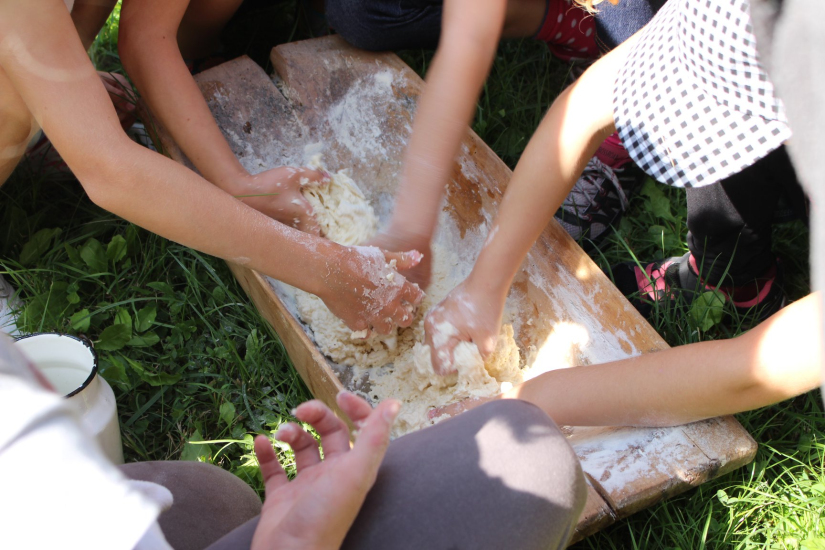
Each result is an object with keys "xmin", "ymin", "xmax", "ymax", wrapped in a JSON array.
[{"xmin": 149, "ymin": 36, "xmax": 757, "ymax": 543}]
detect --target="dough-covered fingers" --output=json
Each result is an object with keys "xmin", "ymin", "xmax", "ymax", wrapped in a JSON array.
[
  {"xmin": 401, "ymin": 281, "xmax": 424, "ymax": 307},
  {"xmin": 294, "ymin": 197, "xmax": 321, "ymax": 236},
  {"xmin": 294, "ymin": 167, "xmax": 331, "ymax": 188},
  {"xmin": 274, "ymin": 422, "xmax": 321, "ymax": 470},
  {"xmin": 293, "ymin": 400, "xmax": 351, "ymax": 458},
  {"xmin": 371, "ymin": 315, "xmax": 395, "ymax": 336},
  {"xmin": 394, "ymin": 302, "xmax": 416, "ymax": 328},
  {"xmin": 382, "ymin": 249, "xmax": 423, "ymax": 271}
]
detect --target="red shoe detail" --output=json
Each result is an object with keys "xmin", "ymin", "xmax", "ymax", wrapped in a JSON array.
[
  {"xmin": 595, "ymin": 132, "xmax": 632, "ymax": 170},
  {"xmin": 634, "ymin": 259, "xmax": 674, "ymax": 301},
  {"xmin": 688, "ymin": 253, "xmax": 778, "ymax": 308}
]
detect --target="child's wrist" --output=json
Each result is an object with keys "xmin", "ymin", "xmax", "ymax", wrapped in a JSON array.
[
  {"xmin": 214, "ymin": 167, "xmax": 253, "ymax": 195},
  {"xmin": 302, "ymin": 239, "xmax": 343, "ymax": 299},
  {"xmin": 383, "ymin": 220, "xmax": 433, "ymax": 249},
  {"xmin": 464, "ymin": 269, "xmax": 510, "ymax": 303}
]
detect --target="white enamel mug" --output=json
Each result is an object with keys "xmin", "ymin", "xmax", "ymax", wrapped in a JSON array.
[{"xmin": 14, "ymin": 333, "xmax": 124, "ymax": 464}]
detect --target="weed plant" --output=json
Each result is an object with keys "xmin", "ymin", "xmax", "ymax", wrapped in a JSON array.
[{"xmin": 3, "ymin": 3, "xmax": 822, "ymax": 547}]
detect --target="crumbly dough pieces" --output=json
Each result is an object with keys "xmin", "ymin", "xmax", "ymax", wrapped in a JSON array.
[{"xmin": 295, "ymin": 157, "xmax": 523, "ymax": 436}]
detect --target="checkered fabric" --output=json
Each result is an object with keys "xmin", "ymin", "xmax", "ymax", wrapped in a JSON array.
[{"xmin": 613, "ymin": 0, "xmax": 792, "ymax": 188}]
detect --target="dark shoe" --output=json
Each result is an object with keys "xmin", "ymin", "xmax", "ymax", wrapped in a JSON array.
[
  {"xmin": 555, "ymin": 157, "xmax": 630, "ymax": 250},
  {"xmin": 611, "ymin": 252, "xmax": 786, "ymax": 326}
]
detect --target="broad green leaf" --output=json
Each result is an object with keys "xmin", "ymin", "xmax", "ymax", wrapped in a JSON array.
[
  {"xmin": 80, "ymin": 238, "xmax": 108, "ymax": 273},
  {"xmin": 689, "ymin": 290, "xmax": 726, "ymax": 331},
  {"xmin": 96, "ymin": 324, "xmax": 132, "ymax": 351},
  {"xmin": 125, "ymin": 224, "xmax": 140, "ymax": 256},
  {"xmin": 127, "ymin": 331, "xmax": 160, "ymax": 347},
  {"xmin": 641, "ymin": 179, "xmax": 676, "ymax": 222},
  {"xmin": 219, "ymin": 401, "xmax": 236, "ymax": 427},
  {"xmin": 135, "ymin": 305, "xmax": 157, "ymax": 332},
  {"xmin": 113, "ymin": 307, "xmax": 132, "ymax": 332},
  {"xmin": 70, "ymin": 308, "xmax": 91, "ymax": 331},
  {"xmin": 212, "ymin": 286, "xmax": 226, "ymax": 303},
  {"xmin": 19, "ymin": 228, "xmax": 61, "ymax": 266},
  {"xmin": 180, "ymin": 429, "xmax": 212, "ymax": 462},
  {"xmin": 20, "ymin": 281, "xmax": 72, "ymax": 331},
  {"xmin": 64, "ymin": 243, "xmax": 83, "ymax": 266},
  {"xmin": 98, "ymin": 355, "xmax": 128, "ymax": 388},
  {"xmin": 245, "ymin": 329, "xmax": 260, "ymax": 362},
  {"xmin": 647, "ymin": 225, "xmax": 681, "ymax": 252},
  {"xmin": 123, "ymin": 355, "xmax": 181, "ymax": 386},
  {"xmin": 106, "ymin": 235, "xmax": 127, "ymax": 264}
]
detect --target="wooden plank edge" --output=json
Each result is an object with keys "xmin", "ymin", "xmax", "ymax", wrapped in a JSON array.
[
  {"xmin": 569, "ymin": 477, "xmax": 617, "ymax": 545},
  {"xmin": 228, "ymin": 262, "xmax": 349, "ymax": 422}
]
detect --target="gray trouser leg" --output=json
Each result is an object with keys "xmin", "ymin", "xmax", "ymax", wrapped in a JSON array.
[
  {"xmin": 157, "ymin": 400, "xmax": 586, "ymax": 550},
  {"xmin": 343, "ymin": 399, "xmax": 587, "ymax": 550},
  {"xmin": 120, "ymin": 461, "xmax": 262, "ymax": 550}
]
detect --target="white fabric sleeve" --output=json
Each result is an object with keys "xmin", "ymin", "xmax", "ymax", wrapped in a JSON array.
[
  {"xmin": 767, "ymin": 0, "xmax": 825, "ymax": 394},
  {"xmin": 0, "ymin": 334, "xmax": 173, "ymax": 550}
]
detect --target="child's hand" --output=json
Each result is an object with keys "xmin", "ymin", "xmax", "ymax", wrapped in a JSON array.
[
  {"xmin": 320, "ymin": 246, "xmax": 425, "ymax": 335},
  {"xmin": 428, "ymin": 395, "xmax": 495, "ymax": 421},
  {"xmin": 237, "ymin": 167, "xmax": 330, "ymax": 236},
  {"xmin": 252, "ymin": 392, "xmax": 400, "ymax": 550},
  {"xmin": 424, "ymin": 279, "xmax": 506, "ymax": 375},
  {"xmin": 366, "ymin": 229, "xmax": 432, "ymax": 289}
]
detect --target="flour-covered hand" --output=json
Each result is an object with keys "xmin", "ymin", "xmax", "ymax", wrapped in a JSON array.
[
  {"xmin": 251, "ymin": 392, "xmax": 400, "ymax": 550},
  {"xmin": 366, "ymin": 229, "xmax": 433, "ymax": 290},
  {"xmin": 236, "ymin": 166, "xmax": 329, "ymax": 235},
  {"xmin": 424, "ymin": 279, "xmax": 505, "ymax": 375},
  {"xmin": 321, "ymin": 245, "xmax": 425, "ymax": 335}
]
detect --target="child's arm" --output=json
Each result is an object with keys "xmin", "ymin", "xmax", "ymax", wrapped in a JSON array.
[
  {"xmin": 424, "ymin": 31, "xmax": 638, "ymax": 373},
  {"xmin": 71, "ymin": 0, "xmax": 118, "ymax": 51},
  {"xmin": 370, "ymin": 0, "xmax": 508, "ymax": 287},
  {"xmin": 118, "ymin": 0, "xmax": 323, "ymax": 235},
  {"xmin": 0, "ymin": 0, "xmax": 423, "ymax": 335},
  {"xmin": 439, "ymin": 292, "xmax": 824, "ymax": 427}
]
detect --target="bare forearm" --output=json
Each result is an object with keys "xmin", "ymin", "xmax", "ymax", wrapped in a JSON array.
[
  {"xmin": 95, "ymin": 141, "xmax": 332, "ymax": 288},
  {"xmin": 392, "ymin": 42, "xmax": 496, "ymax": 238},
  {"xmin": 0, "ymin": 1, "xmax": 332, "ymax": 296},
  {"xmin": 71, "ymin": 0, "xmax": 118, "ymax": 51},
  {"xmin": 509, "ymin": 293, "xmax": 823, "ymax": 426},
  {"xmin": 119, "ymin": 2, "xmax": 248, "ymax": 190},
  {"xmin": 468, "ymin": 33, "xmax": 637, "ymax": 295},
  {"xmin": 391, "ymin": 0, "xmax": 505, "ymax": 241}
]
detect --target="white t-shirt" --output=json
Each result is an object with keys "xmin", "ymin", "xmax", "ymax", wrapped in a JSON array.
[{"xmin": 0, "ymin": 334, "xmax": 172, "ymax": 550}]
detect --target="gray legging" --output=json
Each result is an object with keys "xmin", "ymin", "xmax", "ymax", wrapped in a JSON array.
[{"xmin": 123, "ymin": 400, "xmax": 586, "ymax": 550}]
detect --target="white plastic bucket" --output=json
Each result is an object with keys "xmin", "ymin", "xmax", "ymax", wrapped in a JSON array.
[{"xmin": 14, "ymin": 333, "xmax": 124, "ymax": 464}]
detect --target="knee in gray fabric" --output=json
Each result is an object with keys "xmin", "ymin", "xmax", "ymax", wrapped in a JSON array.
[
  {"xmin": 343, "ymin": 399, "xmax": 587, "ymax": 550},
  {"xmin": 121, "ymin": 461, "xmax": 262, "ymax": 550},
  {"xmin": 472, "ymin": 399, "xmax": 588, "ymax": 505}
]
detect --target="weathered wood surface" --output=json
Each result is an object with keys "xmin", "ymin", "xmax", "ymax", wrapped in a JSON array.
[{"xmin": 152, "ymin": 37, "xmax": 757, "ymax": 541}]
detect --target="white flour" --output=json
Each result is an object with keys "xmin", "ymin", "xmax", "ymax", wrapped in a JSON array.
[{"xmin": 292, "ymin": 158, "xmax": 523, "ymax": 436}]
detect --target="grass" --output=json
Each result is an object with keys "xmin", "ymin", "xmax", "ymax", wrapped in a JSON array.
[{"xmin": 4, "ymin": 2, "xmax": 822, "ymax": 547}]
